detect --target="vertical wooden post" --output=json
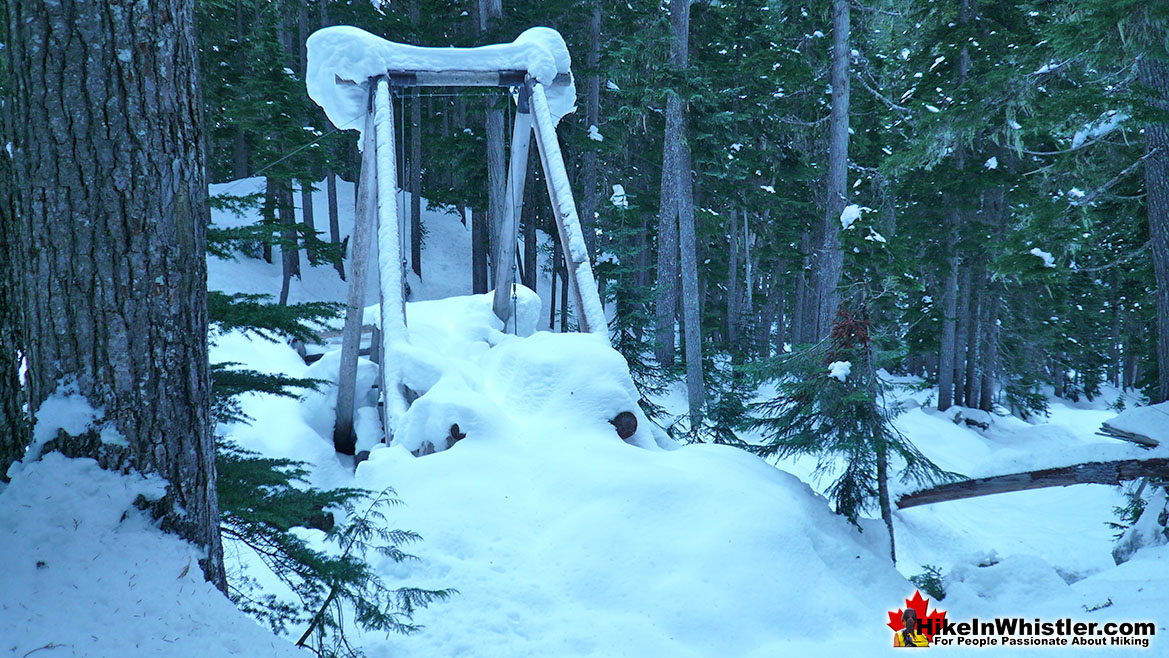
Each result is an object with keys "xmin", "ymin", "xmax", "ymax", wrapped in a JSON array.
[
  {"xmin": 373, "ymin": 78, "xmax": 410, "ymax": 439},
  {"xmin": 492, "ymin": 82, "xmax": 534, "ymax": 328},
  {"xmin": 529, "ymin": 82, "xmax": 608, "ymax": 339},
  {"xmin": 334, "ymin": 104, "xmax": 378, "ymax": 455}
]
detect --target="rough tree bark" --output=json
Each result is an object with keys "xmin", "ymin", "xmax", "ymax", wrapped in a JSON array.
[
  {"xmin": 1138, "ymin": 51, "xmax": 1169, "ymax": 403},
  {"xmin": 814, "ymin": 0, "xmax": 851, "ymax": 339},
  {"xmin": 6, "ymin": 0, "xmax": 225, "ymax": 587},
  {"xmin": 0, "ymin": 104, "xmax": 27, "ymax": 479}
]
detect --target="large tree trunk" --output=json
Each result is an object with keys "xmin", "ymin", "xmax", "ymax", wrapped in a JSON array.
[
  {"xmin": 7, "ymin": 0, "xmax": 224, "ymax": 588},
  {"xmin": 1138, "ymin": 53, "xmax": 1169, "ymax": 403},
  {"xmin": 814, "ymin": 0, "xmax": 850, "ymax": 338},
  {"xmin": 0, "ymin": 109, "xmax": 27, "ymax": 479}
]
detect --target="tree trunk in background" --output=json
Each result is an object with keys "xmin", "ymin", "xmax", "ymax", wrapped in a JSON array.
[
  {"xmin": 411, "ymin": 89, "xmax": 423, "ymax": 278},
  {"xmin": 964, "ymin": 259, "xmax": 984, "ymax": 406},
  {"xmin": 301, "ymin": 181, "xmax": 316, "ymax": 264},
  {"xmin": 814, "ymin": 0, "xmax": 850, "ymax": 338},
  {"xmin": 678, "ymin": 130, "xmax": 706, "ymax": 428},
  {"xmin": 231, "ymin": 0, "xmax": 248, "ymax": 178},
  {"xmin": 655, "ymin": 0, "xmax": 704, "ymax": 426},
  {"xmin": 523, "ymin": 154, "xmax": 538, "ymax": 290},
  {"xmin": 278, "ymin": 181, "xmax": 299, "ymax": 305},
  {"xmin": 953, "ymin": 262, "xmax": 972, "ymax": 406},
  {"xmin": 549, "ymin": 238, "xmax": 560, "ymax": 329},
  {"xmin": 938, "ymin": 209, "xmax": 960, "ymax": 411},
  {"xmin": 877, "ymin": 444, "xmax": 895, "ymax": 562},
  {"xmin": 759, "ymin": 276, "xmax": 783, "ymax": 357},
  {"xmin": 655, "ymin": 112, "xmax": 680, "ymax": 368},
  {"xmin": 727, "ymin": 211, "xmax": 741, "ymax": 347},
  {"xmin": 1138, "ymin": 53, "xmax": 1169, "ymax": 403},
  {"xmin": 7, "ymin": 0, "xmax": 224, "ymax": 587},
  {"xmin": 327, "ymin": 172, "xmax": 344, "ymax": 279},
  {"xmin": 792, "ymin": 234, "xmax": 811, "ymax": 344},
  {"xmin": 580, "ymin": 2, "xmax": 601, "ymax": 261},
  {"xmin": 979, "ymin": 286, "xmax": 1001, "ymax": 411}
]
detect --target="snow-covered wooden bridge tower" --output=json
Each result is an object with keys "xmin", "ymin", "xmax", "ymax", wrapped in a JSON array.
[{"xmin": 306, "ymin": 26, "xmax": 608, "ymax": 453}]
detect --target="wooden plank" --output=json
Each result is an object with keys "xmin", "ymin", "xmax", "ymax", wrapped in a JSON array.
[
  {"xmin": 1098, "ymin": 424, "xmax": 1161, "ymax": 448},
  {"xmin": 383, "ymin": 70, "xmax": 572, "ymax": 88},
  {"xmin": 492, "ymin": 83, "xmax": 534, "ymax": 328},
  {"xmin": 896, "ymin": 458, "xmax": 1169, "ymax": 509},
  {"xmin": 333, "ymin": 107, "xmax": 378, "ymax": 455},
  {"xmin": 529, "ymin": 82, "xmax": 608, "ymax": 338},
  {"xmin": 373, "ymin": 78, "xmax": 410, "ymax": 439}
]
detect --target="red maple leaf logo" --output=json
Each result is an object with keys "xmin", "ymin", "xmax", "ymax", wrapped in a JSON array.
[{"xmin": 887, "ymin": 590, "xmax": 947, "ymax": 641}]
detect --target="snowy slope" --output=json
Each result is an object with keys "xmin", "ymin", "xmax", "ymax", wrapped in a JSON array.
[
  {"xmin": 0, "ymin": 454, "xmax": 302, "ymax": 658},
  {"xmin": 9, "ymin": 176, "xmax": 1142, "ymax": 657}
]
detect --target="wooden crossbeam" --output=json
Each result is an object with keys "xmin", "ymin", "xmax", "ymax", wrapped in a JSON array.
[
  {"xmin": 896, "ymin": 458, "xmax": 1169, "ymax": 509},
  {"xmin": 382, "ymin": 70, "xmax": 572, "ymax": 88}
]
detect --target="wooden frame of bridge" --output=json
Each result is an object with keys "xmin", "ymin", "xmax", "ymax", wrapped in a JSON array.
[{"xmin": 331, "ymin": 69, "xmax": 607, "ymax": 455}]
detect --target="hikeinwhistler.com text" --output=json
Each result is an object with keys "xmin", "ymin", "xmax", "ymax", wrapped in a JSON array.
[{"xmin": 922, "ymin": 617, "xmax": 1156, "ymax": 648}]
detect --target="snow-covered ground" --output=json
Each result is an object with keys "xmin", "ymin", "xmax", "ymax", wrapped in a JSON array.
[{"xmin": 4, "ymin": 178, "xmax": 1167, "ymax": 656}]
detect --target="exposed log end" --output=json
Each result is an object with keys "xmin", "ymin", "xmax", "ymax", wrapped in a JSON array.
[
  {"xmin": 333, "ymin": 424, "xmax": 356, "ymax": 456},
  {"xmin": 610, "ymin": 411, "xmax": 638, "ymax": 440}
]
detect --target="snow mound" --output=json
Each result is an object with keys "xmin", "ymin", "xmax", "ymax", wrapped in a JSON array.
[
  {"xmin": 307, "ymin": 25, "xmax": 576, "ymax": 142},
  {"xmin": 353, "ymin": 434, "xmax": 911, "ymax": 656},
  {"xmin": 329, "ymin": 290, "xmax": 661, "ymax": 455},
  {"xmin": 0, "ymin": 454, "xmax": 301, "ymax": 657}
]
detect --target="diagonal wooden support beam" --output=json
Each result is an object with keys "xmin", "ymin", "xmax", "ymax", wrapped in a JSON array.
[
  {"xmin": 492, "ymin": 82, "xmax": 534, "ymax": 328},
  {"xmin": 529, "ymin": 83, "xmax": 608, "ymax": 338},
  {"xmin": 334, "ymin": 104, "xmax": 378, "ymax": 455},
  {"xmin": 373, "ymin": 78, "xmax": 410, "ymax": 439}
]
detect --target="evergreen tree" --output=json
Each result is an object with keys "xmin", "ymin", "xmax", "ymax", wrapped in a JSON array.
[{"xmin": 752, "ymin": 304, "xmax": 953, "ymax": 559}]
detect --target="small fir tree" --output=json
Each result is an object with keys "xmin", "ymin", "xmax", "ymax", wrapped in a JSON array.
[{"xmin": 752, "ymin": 305, "xmax": 954, "ymax": 561}]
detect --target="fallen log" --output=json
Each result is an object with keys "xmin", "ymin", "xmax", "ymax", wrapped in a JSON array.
[{"xmin": 896, "ymin": 458, "xmax": 1169, "ymax": 509}]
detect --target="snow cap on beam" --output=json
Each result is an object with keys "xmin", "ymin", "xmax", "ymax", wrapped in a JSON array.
[{"xmin": 306, "ymin": 25, "xmax": 576, "ymax": 141}]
